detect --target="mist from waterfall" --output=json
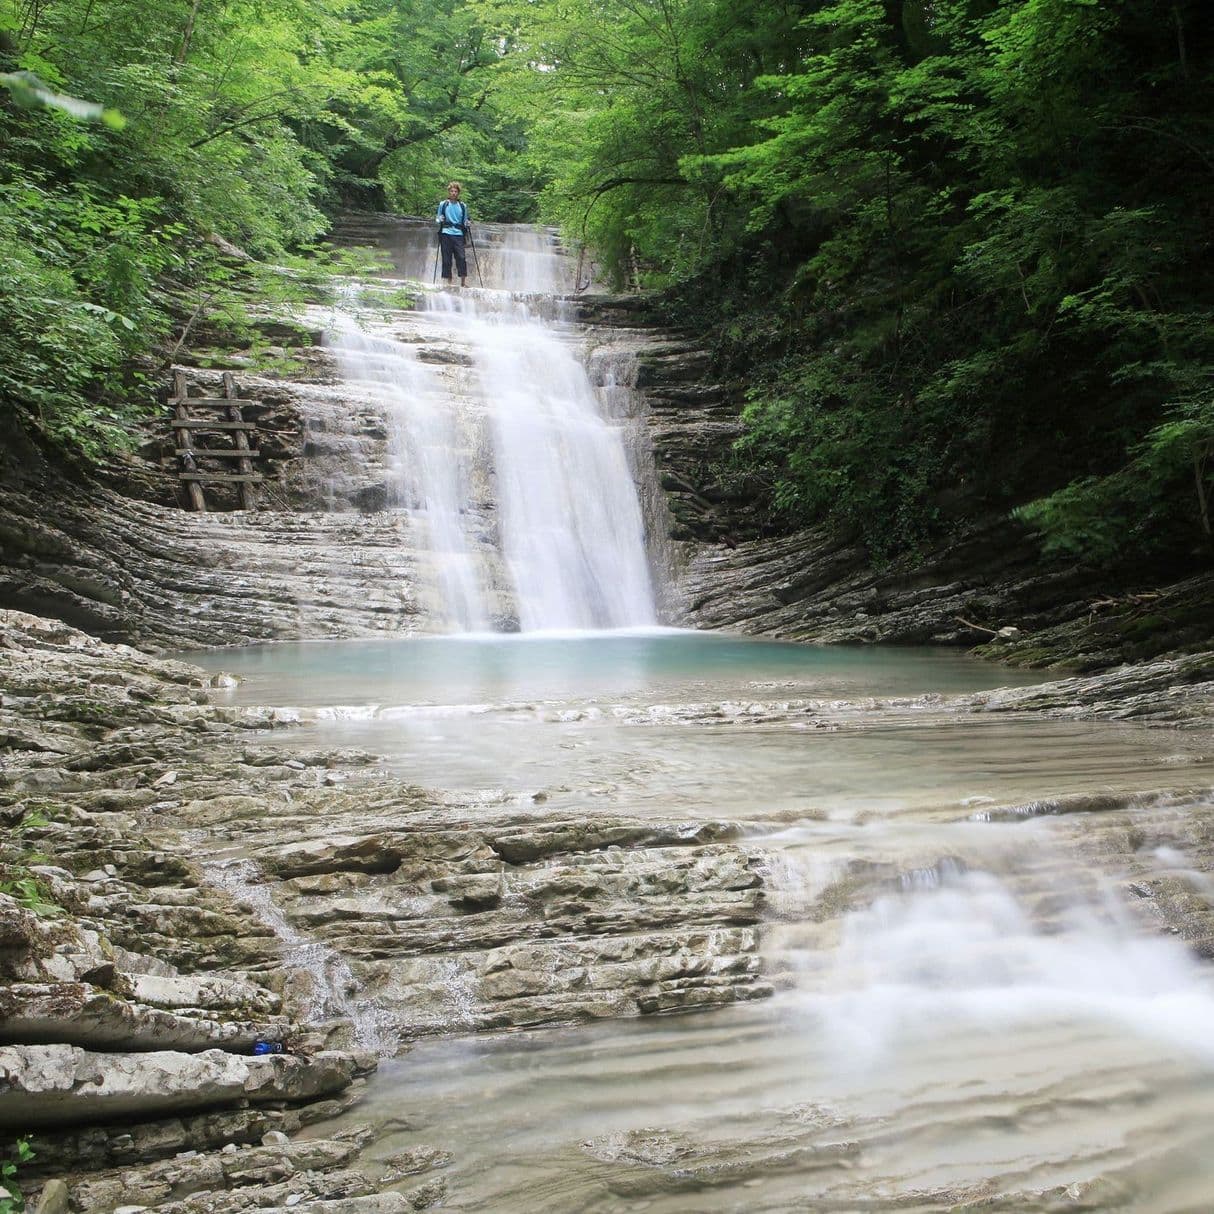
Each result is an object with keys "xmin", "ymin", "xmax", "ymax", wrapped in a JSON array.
[{"xmin": 324, "ymin": 223, "xmax": 658, "ymax": 633}]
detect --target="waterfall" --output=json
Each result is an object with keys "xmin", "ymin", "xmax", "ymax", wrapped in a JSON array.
[
  {"xmin": 423, "ymin": 290, "xmax": 656, "ymax": 631},
  {"xmin": 323, "ymin": 221, "xmax": 659, "ymax": 633},
  {"xmin": 325, "ymin": 305, "xmax": 490, "ymax": 632}
]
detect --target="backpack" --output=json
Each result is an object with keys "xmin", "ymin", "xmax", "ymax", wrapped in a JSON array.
[{"xmin": 438, "ymin": 200, "xmax": 466, "ymax": 231}]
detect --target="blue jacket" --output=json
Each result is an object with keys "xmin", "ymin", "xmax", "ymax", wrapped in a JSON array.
[{"xmin": 437, "ymin": 200, "xmax": 468, "ymax": 236}]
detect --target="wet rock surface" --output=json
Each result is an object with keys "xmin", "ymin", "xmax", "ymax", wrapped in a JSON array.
[
  {"xmin": 673, "ymin": 518, "xmax": 1214, "ymax": 669},
  {"xmin": 0, "ymin": 610, "xmax": 769, "ymax": 1209},
  {"xmin": 4, "ymin": 606, "xmax": 1214, "ymax": 1209}
]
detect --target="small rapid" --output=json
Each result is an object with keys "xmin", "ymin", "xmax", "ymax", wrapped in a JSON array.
[
  {"xmin": 203, "ymin": 858, "xmax": 398, "ymax": 1055},
  {"xmin": 308, "ymin": 829, "xmax": 1214, "ymax": 1212}
]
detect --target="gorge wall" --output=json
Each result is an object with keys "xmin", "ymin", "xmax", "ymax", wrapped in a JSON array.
[
  {"xmin": 580, "ymin": 296, "xmax": 1214, "ymax": 673},
  {"xmin": 0, "ymin": 247, "xmax": 1210, "ymax": 666}
]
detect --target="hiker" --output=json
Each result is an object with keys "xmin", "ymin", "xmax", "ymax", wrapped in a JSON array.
[{"xmin": 436, "ymin": 181, "xmax": 470, "ymax": 288}]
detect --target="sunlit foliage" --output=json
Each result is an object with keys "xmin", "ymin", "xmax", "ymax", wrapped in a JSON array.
[
  {"xmin": 0, "ymin": 0, "xmax": 531, "ymax": 451},
  {"xmin": 2, "ymin": 0, "xmax": 1210, "ymax": 573}
]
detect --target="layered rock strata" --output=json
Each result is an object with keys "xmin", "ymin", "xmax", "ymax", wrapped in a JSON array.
[
  {"xmin": 3, "ymin": 283, "xmax": 1208, "ymax": 666},
  {"xmin": 0, "ymin": 348, "xmax": 448, "ymax": 649},
  {"xmin": 4, "ymin": 606, "xmax": 1214, "ymax": 1208},
  {"xmin": 672, "ymin": 518, "xmax": 1214, "ymax": 668},
  {"xmin": 572, "ymin": 295, "xmax": 1214, "ymax": 669},
  {"xmin": 0, "ymin": 610, "xmax": 767, "ymax": 1209}
]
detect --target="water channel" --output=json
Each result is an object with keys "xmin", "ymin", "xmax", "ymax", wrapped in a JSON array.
[{"xmin": 187, "ymin": 221, "xmax": 1214, "ymax": 1210}]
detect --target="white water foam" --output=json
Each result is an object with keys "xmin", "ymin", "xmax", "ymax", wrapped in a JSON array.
[
  {"xmin": 324, "ymin": 305, "xmax": 488, "ymax": 631},
  {"xmin": 423, "ymin": 286, "xmax": 656, "ymax": 630},
  {"xmin": 805, "ymin": 867, "xmax": 1214, "ymax": 1072}
]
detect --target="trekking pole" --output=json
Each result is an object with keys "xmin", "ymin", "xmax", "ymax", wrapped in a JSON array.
[
  {"xmin": 466, "ymin": 227, "xmax": 484, "ymax": 288},
  {"xmin": 432, "ymin": 231, "xmax": 440, "ymax": 285}
]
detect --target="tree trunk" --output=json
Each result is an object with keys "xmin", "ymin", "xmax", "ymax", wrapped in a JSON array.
[{"xmin": 175, "ymin": 0, "xmax": 203, "ymax": 66}]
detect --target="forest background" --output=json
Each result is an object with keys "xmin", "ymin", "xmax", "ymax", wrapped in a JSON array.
[{"xmin": 1, "ymin": 0, "xmax": 1210, "ymax": 573}]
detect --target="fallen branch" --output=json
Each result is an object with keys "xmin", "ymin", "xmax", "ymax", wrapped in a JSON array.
[
  {"xmin": 1089, "ymin": 592, "xmax": 1162, "ymax": 614},
  {"xmin": 165, "ymin": 289, "xmax": 220, "ymax": 368},
  {"xmin": 956, "ymin": 616, "xmax": 999, "ymax": 635}
]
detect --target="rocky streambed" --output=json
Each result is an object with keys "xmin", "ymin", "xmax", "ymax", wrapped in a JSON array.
[
  {"xmin": 2, "ymin": 222, "xmax": 1214, "ymax": 1209},
  {"xmin": 4, "ymin": 608, "xmax": 1214, "ymax": 1211},
  {"xmin": 0, "ymin": 611, "xmax": 768, "ymax": 1211}
]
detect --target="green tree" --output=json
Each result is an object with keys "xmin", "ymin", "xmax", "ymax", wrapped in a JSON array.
[
  {"xmin": 0, "ymin": 0, "xmax": 541, "ymax": 455},
  {"xmin": 477, "ymin": 0, "xmax": 808, "ymax": 284}
]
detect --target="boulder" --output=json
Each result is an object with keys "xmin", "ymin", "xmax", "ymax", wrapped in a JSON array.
[
  {"xmin": 0, "ymin": 1045, "xmax": 360, "ymax": 1129},
  {"xmin": 32, "ymin": 1179, "xmax": 69, "ymax": 1214}
]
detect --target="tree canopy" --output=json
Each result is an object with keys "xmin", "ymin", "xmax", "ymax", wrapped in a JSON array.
[
  {"xmin": 0, "ymin": 0, "xmax": 534, "ymax": 451},
  {"xmin": 477, "ymin": 0, "xmax": 1212, "ymax": 567}
]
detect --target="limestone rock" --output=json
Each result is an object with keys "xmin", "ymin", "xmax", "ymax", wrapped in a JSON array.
[
  {"xmin": 266, "ymin": 1197, "xmax": 412, "ymax": 1214},
  {"xmin": 127, "ymin": 973, "xmax": 280, "ymax": 1016},
  {"xmin": 32, "ymin": 1178, "xmax": 69, "ymax": 1214},
  {"xmin": 67, "ymin": 1135, "xmax": 363, "ymax": 1212},
  {"xmin": 0, "ymin": 983, "xmax": 287, "ymax": 1053},
  {"xmin": 972, "ymin": 651, "xmax": 1214, "ymax": 725},
  {"xmin": 27, "ymin": 1092, "xmax": 365, "ymax": 1173},
  {"xmin": 0, "ymin": 1045, "xmax": 361, "ymax": 1129},
  {"xmin": 0, "ymin": 1044, "xmax": 248, "ymax": 1128},
  {"xmin": 379, "ymin": 1147, "xmax": 451, "ymax": 1181}
]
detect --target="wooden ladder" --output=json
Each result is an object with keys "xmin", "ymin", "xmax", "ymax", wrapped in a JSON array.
[{"xmin": 170, "ymin": 371, "xmax": 263, "ymax": 512}]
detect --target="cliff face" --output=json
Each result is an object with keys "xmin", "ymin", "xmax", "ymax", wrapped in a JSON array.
[
  {"xmin": 0, "ymin": 473, "xmax": 439, "ymax": 649},
  {"xmin": 672, "ymin": 523, "xmax": 1214, "ymax": 671},
  {"xmin": 581, "ymin": 299, "xmax": 1213, "ymax": 672},
  {"xmin": 1, "ymin": 352, "xmax": 437, "ymax": 648},
  {"xmin": 0, "ymin": 438, "xmax": 434, "ymax": 652},
  {"xmin": 2, "ymin": 293, "xmax": 1210, "ymax": 666}
]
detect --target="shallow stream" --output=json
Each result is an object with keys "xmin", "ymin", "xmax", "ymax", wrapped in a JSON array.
[
  {"xmin": 188, "ymin": 632, "xmax": 1214, "ymax": 1211},
  {"xmin": 179, "ymin": 218, "xmax": 1214, "ymax": 1209}
]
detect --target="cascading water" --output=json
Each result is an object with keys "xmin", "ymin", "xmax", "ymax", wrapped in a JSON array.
[
  {"xmin": 325, "ymin": 304, "xmax": 490, "ymax": 631},
  {"xmin": 424, "ymin": 290, "xmax": 656, "ymax": 631},
  {"xmin": 323, "ymin": 220, "xmax": 658, "ymax": 632},
  {"xmin": 203, "ymin": 858, "xmax": 396, "ymax": 1055}
]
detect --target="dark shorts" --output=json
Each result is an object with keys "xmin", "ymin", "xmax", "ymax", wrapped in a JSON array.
[{"xmin": 440, "ymin": 232, "xmax": 467, "ymax": 279}]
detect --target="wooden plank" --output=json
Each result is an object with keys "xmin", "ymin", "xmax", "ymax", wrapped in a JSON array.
[
  {"xmin": 224, "ymin": 371, "xmax": 258, "ymax": 511},
  {"xmin": 178, "ymin": 472, "xmax": 265, "ymax": 483},
  {"xmin": 174, "ymin": 448, "xmax": 260, "ymax": 459},
  {"xmin": 170, "ymin": 397, "xmax": 258, "ymax": 408},
  {"xmin": 172, "ymin": 420, "xmax": 258, "ymax": 432},
  {"xmin": 173, "ymin": 371, "xmax": 208, "ymax": 513}
]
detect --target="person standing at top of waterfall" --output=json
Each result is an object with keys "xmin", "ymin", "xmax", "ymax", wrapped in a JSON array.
[{"xmin": 436, "ymin": 182, "xmax": 470, "ymax": 288}]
